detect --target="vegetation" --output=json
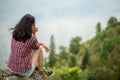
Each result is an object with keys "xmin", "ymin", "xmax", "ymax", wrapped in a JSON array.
[
  {"xmin": 46, "ymin": 16, "xmax": 120, "ymax": 80},
  {"xmin": 49, "ymin": 35, "xmax": 56, "ymax": 67}
]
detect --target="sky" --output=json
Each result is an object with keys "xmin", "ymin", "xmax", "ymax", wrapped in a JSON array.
[{"xmin": 0, "ymin": 0, "xmax": 120, "ymax": 68}]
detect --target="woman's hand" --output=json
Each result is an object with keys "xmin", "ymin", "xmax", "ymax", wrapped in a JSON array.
[{"xmin": 40, "ymin": 43, "xmax": 49, "ymax": 52}]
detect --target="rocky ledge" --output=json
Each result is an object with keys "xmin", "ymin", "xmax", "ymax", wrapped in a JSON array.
[{"xmin": 0, "ymin": 69, "xmax": 45, "ymax": 80}]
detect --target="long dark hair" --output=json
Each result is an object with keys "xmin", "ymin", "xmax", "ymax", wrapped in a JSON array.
[{"xmin": 11, "ymin": 14, "xmax": 35, "ymax": 42}]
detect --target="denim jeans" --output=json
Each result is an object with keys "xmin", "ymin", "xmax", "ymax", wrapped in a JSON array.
[{"xmin": 9, "ymin": 63, "xmax": 35, "ymax": 77}]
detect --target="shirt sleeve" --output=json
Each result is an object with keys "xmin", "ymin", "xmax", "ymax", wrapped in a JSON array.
[{"xmin": 31, "ymin": 36, "xmax": 39, "ymax": 50}]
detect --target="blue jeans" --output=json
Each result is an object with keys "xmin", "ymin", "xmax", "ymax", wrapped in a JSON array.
[{"xmin": 9, "ymin": 63, "xmax": 35, "ymax": 77}]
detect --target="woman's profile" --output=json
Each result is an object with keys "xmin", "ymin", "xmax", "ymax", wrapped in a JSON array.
[{"xmin": 7, "ymin": 14, "xmax": 53, "ymax": 78}]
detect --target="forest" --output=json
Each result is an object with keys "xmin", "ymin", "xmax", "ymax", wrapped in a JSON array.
[{"xmin": 45, "ymin": 16, "xmax": 120, "ymax": 80}]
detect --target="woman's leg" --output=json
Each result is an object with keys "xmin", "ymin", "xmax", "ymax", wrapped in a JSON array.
[
  {"xmin": 32, "ymin": 47, "xmax": 43, "ymax": 69},
  {"xmin": 32, "ymin": 47, "xmax": 48, "ymax": 79},
  {"xmin": 32, "ymin": 47, "xmax": 53, "ymax": 78},
  {"xmin": 38, "ymin": 47, "xmax": 43, "ymax": 69}
]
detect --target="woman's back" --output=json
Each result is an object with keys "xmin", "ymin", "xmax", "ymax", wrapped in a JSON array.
[{"xmin": 8, "ymin": 35, "xmax": 39, "ymax": 73}]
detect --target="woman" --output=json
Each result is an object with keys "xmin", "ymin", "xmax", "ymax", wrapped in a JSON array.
[{"xmin": 8, "ymin": 14, "xmax": 53, "ymax": 77}]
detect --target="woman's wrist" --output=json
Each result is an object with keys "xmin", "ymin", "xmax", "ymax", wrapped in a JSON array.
[
  {"xmin": 41, "ymin": 43, "xmax": 46, "ymax": 48},
  {"xmin": 39, "ymin": 42, "xmax": 43, "ymax": 46}
]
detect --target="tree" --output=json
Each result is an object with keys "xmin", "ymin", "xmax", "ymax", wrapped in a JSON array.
[
  {"xmin": 69, "ymin": 36, "xmax": 82, "ymax": 54},
  {"xmin": 100, "ymin": 36, "xmax": 120, "ymax": 59},
  {"xmin": 107, "ymin": 16, "xmax": 118, "ymax": 28},
  {"xmin": 81, "ymin": 49, "xmax": 89, "ymax": 70},
  {"xmin": 49, "ymin": 35, "xmax": 56, "ymax": 67},
  {"xmin": 118, "ymin": 21, "xmax": 120, "ymax": 25},
  {"xmin": 68, "ymin": 53, "xmax": 77, "ymax": 67},
  {"xmin": 59, "ymin": 45, "xmax": 68, "ymax": 60},
  {"xmin": 96, "ymin": 22, "xmax": 101, "ymax": 33}
]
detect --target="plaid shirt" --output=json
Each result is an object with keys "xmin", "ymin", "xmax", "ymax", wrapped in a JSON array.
[{"xmin": 8, "ymin": 35, "xmax": 39, "ymax": 73}]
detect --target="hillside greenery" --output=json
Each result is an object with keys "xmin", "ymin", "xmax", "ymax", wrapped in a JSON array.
[{"xmin": 45, "ymin": 16, "xmax": 120, "ymax": 80}]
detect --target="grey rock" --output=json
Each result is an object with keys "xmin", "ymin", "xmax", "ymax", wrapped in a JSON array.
[{"xmin": 0, "ymin": 69, "xmax": 44, "ymax": 80}]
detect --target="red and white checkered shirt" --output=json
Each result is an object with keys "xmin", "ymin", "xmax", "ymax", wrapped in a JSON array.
[{"xmin": 8, "ymin": 35, "xmax": 39, "ymax": 73}]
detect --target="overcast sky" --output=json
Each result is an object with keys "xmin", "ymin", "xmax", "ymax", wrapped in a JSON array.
[{"xmin": 0, "ymin": 0, "xmax": 120, "ymax": 68}]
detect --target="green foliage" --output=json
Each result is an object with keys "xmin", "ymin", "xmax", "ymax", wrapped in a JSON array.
[
  {"xmin": 88, "ymin": 54, "xmax": 101, "ymax": 70},
  {"xmin": 118, "ymin": 21, "xmax": 120, "ymax": 25},
  {"xmin": 107, "ymin": 16, "xmax": 118, "ymax": 28},
  {"xmin": 96, "ymin": 22, "xmax": 101, "ymax": 33},
  {"xmin": 59, "ymin": 45, "xmax": 68, "ymax": 60},
  {"xmin": 84, "ymin": 17, "xmax": 120, "ymax": 80},
  {"xmin": 50, "ymin": 67, "xmax": 83, "ymax": 80},
  {"xmin": 46, "ymin": 16, "xmax": 120, "ymax": 80},
  {"xmin": 100, "ymin": 36, "xmax": 120, "ymax": 59},
  {"xmin": 86, "ymin": 67, "xmax": 114, "ymax": 80},
  {"xmin": 68, "ymin": 53, "xmax": 77, "ymax": 67},
  {"xmin": 69, "ymin": 36, "xmax": 82, "ymax": 54},
  {"xmin": 49, "ymin": 35, "xmax": 56, "ymax": 67},
  {"xmin": 81, "ymin": 49, "xmax": 90, "ymax": 70}
]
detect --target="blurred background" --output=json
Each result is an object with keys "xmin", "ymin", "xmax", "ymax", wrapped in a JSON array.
[{"xmin": 0, "ymin": 0, "xmax": 120, "ymax": 80}]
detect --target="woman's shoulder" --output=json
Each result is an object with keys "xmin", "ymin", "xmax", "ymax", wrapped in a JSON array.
[{"xmin": 30, "ymin": 35, "xmax": 37, "ymax": 41}]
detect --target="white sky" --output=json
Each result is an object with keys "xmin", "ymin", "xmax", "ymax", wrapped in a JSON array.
[{"xmin": 0, "ymin": 0, "xmax": 120, "ymax": 67}]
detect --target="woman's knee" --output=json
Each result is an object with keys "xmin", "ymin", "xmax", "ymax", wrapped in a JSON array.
[
  {"xmin": 32, "ymin": 47, "xmax": 43, "ymax": 66},
  {"xmin": 38, "ymin": 47, "xmax": 43, "ymax": 54},
  {"xmin": 39, "ymin": 46, "xmax": 43, "ymax": 50},
  {"xmin": 33, "ymin": 47, "xmax": 42, "ymax": 53}
]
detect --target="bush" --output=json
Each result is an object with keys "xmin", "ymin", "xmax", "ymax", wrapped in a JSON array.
[
  {"xmin": 50, "ymin": 67, "xmax": 83, "ymax": 80},
  {"xmin": 86, "ymin": 67, "xmax": 113, "ymax": 80},
  {"xmin": 100, "ymin": 36, "xmax": 120, "ymax": 59}
]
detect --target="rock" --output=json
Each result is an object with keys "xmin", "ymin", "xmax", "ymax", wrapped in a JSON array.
[
  {"xmin": 0, "ymin": 69, "xmax": 45, "ymax": 80},
  {"xmin": 6, "ymin": 76, "xmax": 18, "ymax": 80},
  {"xmin": 27, "ymin": 70, "xmax": 43, "ymax": 80}
]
